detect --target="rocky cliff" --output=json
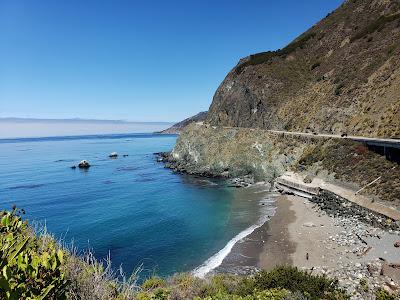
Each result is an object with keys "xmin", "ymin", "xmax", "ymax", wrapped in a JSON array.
[
  {"xmin": 207, "ymin": 0, "xmax": 400, "ymax": 138},
  {"xmin": 166, "ymin": 0, "xmax": 400, "ymax": 208},
  {"xmin": 169, "ymin": 123, "xmax": 400, "ymax": 206}
]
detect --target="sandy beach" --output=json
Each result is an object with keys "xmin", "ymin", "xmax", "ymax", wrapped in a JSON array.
[
  {"xmin": 259, "ymin": 194, "xmax": 354, "ymax": 270},
  {"xmin": 258, "ymin": 194, "xmax": 400, "ymax": 298},
  {"xmin": 218, "ymin": 192, "xmax": 400, "ymax": 298}
]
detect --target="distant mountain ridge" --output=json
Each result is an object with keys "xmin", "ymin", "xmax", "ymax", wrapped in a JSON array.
[{"xmin": 160, "ymin": 111, "xmax": 208, "ymax": 134}]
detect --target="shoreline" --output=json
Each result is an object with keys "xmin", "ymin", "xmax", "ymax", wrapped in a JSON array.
[
  {"xmin": 160, "ymin": 154, "xmax": 400, "ymax": 296},
  {"xmin": 216, "ymin": 195, "xmax": 294, "ymax": 275},
  {"xmin": 193, "ymin": 183, "xmax": 277, "ymax": 277},
  {"xmin": 260, "ymin": 195, "xmax": 400, "ymax": 298},
  {"xmin": 208, "ymin": 191, "xmax": 400, "ymax": 298}
]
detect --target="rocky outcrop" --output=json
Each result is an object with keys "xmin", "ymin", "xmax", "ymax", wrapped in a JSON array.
[
  {"xmin": 311, "ymin": 190, "xmax": 400, "ymax": 230},
  {"xmin": 159, "ymin": 111, "xmax": 207, "ymax": 134},
  {"xmin": 207, "ymin": 0, "xmax": 400, "ymax": 138},
  {"xmin": 167, "ymin": 123, "xmax": 400, "ymax": 207},
  {"xmin": 109, "ymin": 152, "xmax": 118, "ymax": 158},
  {"xmin": 165, "ymin": 0, "xmax": 400, "ymax": 209},
  {"xmin": 78, "ymin": 160, "xmax": 90, "ymax": 169},
  {"xmin": 166, "ymin": 123, "xmax": 320, "ymax": 181}
]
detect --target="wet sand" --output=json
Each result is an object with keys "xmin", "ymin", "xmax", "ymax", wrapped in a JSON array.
[
  {"xmin": 218, "ymin": 194, "xmax": 295, "ymax": 274},
  {"xmin": 258, "ymin": 195, "xmax": 295, "ymax": 270}
]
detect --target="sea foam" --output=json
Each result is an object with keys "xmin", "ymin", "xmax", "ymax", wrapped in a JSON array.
[{"xmin": 192, "ymin": 195, "xmax": 276, "ymax": 278}]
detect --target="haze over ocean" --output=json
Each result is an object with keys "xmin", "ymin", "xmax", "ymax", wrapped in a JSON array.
[
  {"xmin": 0, "ymin": 133, "xmax": 270, "ymax": 277},
  {"xmin": 0, "ymin": 118, "xmax": 173, "ymax": 138}
]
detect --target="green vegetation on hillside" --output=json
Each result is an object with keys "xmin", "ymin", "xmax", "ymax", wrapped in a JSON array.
[
  {"xmin": 235, "ymin": 32, "xmax": 317, "ymax": 75},
  {"xmin": 298, "ymin": 140, "xmax": 400, "ymax": 206},
  {"xmin": 351, "ymin": 12, "xmax": 400, "ymax": 42},
  {"xmin": 0, "ymin": 207, "xmax": 351, "ymax": 299}
]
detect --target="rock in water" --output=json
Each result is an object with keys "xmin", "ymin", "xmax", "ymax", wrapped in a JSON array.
[
  {"xmin": 78, "ymin": 160, "xmax": 90, "ymax": 169},
  {"xmin": 109, "ymin": 152, "xmax": 118, "ymax": 158}
]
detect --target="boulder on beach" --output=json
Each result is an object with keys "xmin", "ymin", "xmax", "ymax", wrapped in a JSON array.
[
  {"xmin": 78, "ymin": 160, "xmax": 90, "ymax": 169},
  {"xmin": 109, "ymin": 152, "xmax": 118, "ymax": 158}
]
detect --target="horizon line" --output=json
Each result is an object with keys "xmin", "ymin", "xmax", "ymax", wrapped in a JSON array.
[{"xmin": 0, "ymin": 117, "xmax": 176, "ymax": 125}]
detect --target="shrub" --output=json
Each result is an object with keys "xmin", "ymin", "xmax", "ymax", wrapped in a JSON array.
[
  {"xmin": 253, "ymin": 288, "xmax": 289, "ymax": 300},
  {"xmin": 235, "ymin": 32, "xmax": 317, "ymax": 74},
  {"xmin": 142, "ymin": 277, "xmax": 167, "ymax": 290},
  {"xmin": 354, "ymin": 145, "xmax": 368, "ymax": 155},
  {"xmin": 199, "ymin": 274, "xmax": 241, "ymax": 298},
  {"xmin": 0, "ymin": 207, "xmax": 67, "ymax": 300},
  {"xmin": 198, "ymin": 288, "xmax": 289, "ymax": 300},
  {"xmin": 375, "ymin": 288, "xmax": 397, "ymax": 300},
  {"xmin": 351, "ymin": 12, "xmax": 400, "ymax": 42},
  {"xmin": 236, "ymin": 266, "xmax": 348, "ymax": 300},
  {"xmin": 334, "ymin": 83, "xmax": 345, "ymax": 96}
]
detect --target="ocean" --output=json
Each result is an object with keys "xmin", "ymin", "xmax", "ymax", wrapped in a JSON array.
[{"xmin": 0, "ymin": 133, "xmax": 273, "ymax": 278}]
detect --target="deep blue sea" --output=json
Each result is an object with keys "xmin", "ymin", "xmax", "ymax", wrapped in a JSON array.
[{"xmin": 0, "ymin": 133, "xmax": 267, "ymax": 278}]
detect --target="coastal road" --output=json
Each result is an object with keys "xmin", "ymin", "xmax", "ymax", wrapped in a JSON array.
[
  {"xmin": 211, "ymin": 124, "xmax": 400, "ymax": 162},
  {"xmin": 266, "ymin": 129, "xmax": 400, "ymax": 148},
  {"xmin": 213, "ymin": 123, "xmax": 400, "ymax": 148}
]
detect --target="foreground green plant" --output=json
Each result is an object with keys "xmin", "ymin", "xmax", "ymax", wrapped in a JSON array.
[
  {"xmin": 375, "ymin": 288, "xmax": 397, "ymax": 300},
  {"xmin": 0, "ymin": 207, "xmax": 67, "ymax": 300},
  {"xmin": 0, "ymin": 207, "xmax": 359, "ymax": 300},
  {"xmin": 236, "ymin": 266, "xmax": 348, "ymax": 300}
]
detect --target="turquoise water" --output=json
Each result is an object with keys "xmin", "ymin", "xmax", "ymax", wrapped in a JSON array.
[{"xmin": 0, "ymin": 134, "xmax": 263, "ymax": 278}]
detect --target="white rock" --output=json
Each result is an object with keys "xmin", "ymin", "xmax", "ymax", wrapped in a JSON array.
[{"xmin": 303, "ymin": 222, "xmax": 316, "ymax": 227}]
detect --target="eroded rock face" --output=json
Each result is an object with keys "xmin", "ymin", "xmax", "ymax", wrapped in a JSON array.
[
  {"xmin": 206, "ymin": 0, "xmax": 400, "ymax": 138},
  {"xmin": 168, "ymin": 123, "xmax": 314, "ymax": 181},
  {"xmin": 166, "ymin": 123, "xmax": 400, "ymax": 207}
]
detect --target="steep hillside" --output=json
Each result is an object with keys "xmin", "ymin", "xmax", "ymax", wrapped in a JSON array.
[
  {"xmin": 169, "ymin": 123, "xmax": 400, "ymax": 207},
  {"xmin": 159, "ymin": 111, "xmax": 207, "ymax": 134},
  {"xmin": 207, "ymin": 0, "xmax": 400, "ymax": 138}
]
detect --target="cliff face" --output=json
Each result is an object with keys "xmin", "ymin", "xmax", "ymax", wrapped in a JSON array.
[
  {"xmin": 170, "ymin": 123, "xmax": 309, "ymax": 181},
  {"xmin": 207, "ymin": 0, "xmax": 400, "ymax": 138},
  {"xmin": 170, "ymin": 124, "xmax": 400, "ymax": 206},
  {"xmin": 168, "ymin": 0, "xmax": 400, "ymax": 207}
]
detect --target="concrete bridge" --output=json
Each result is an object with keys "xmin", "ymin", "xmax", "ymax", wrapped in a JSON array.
[{"xmin": 267, "ymin": 130, "xmax": 400, "ymax": 163}]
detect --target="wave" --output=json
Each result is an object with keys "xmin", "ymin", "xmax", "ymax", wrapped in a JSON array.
[
  {"xmin": 9, "ymin": 183, "xmax": 45, "ymax": 190},
  {"xmin": 192, "ymin": 195, "xmax": 276, "ymax": 278}
]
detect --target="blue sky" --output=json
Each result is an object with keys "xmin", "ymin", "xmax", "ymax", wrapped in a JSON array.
[{"xmin": 0, "ymin": 0, "xmax": 343, "ymax": 122}]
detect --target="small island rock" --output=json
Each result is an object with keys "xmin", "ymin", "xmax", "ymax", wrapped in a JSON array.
[
  {"xmin": 78, "ymin": 160, "xmax": 90, "ymax": 168},
  {"xmin": 109, "ymin": 152, "xmax": 118, "ymax": 158}
]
